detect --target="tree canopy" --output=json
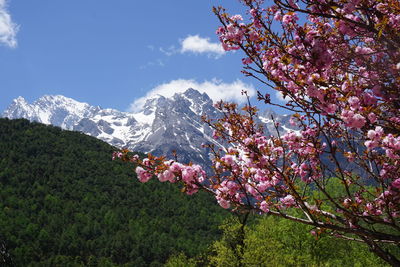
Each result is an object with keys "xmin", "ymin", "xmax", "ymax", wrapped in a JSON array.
[{"xmin": 0, "ymin": 118, "xmax": 228, "ymax": 266}]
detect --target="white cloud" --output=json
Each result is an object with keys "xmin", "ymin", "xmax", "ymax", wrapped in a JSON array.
[
  {"xmin": 180, "ymin": 35, "xmax": 225, "ymax": 58},
  {"xmin": 128, "ymin": 78, "xmax": 256, "ymax": 112},
  {"xmin": 157, "ymin": 35, "xmax": 225, "ymax": 58},
  {"xmin": 0, "ymin": 0, "xmax": 18, "ymax": 48}
]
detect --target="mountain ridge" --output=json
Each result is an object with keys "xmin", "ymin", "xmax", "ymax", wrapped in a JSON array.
[{"xmin": 2, "ymin": 89, "xmax": 296, "ymax": 166}]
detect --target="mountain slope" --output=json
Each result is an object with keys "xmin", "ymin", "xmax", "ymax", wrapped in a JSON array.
[{"xmin": 0, "ymin": 118, "xmax": 228, "ymax": 266}]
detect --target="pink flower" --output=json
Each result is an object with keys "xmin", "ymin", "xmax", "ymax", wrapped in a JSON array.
[
  {"xmin": 310, "ymin": 230, "xmax": 317, "ymax": 236},
  {"xmin": 306, "ymin": 85, "xmax": 323, "ymax": 101},
  {"xmin": 217, "ymin": 197, "xmax": 230, "ymax": 209},
  {"xmin": 112, "ymin": 151, "xmax": 122, "ymax": 160},
  {"xmin": 186, "ymin": 184, "xmax": 199, "ymax": 195},
  {"xmin": 274, "ymin": 11, "xmax": 282, "ymax": 21},
  {"xmin": 365, "ymin": 140, "xmax": 378, "ymax": 150},
  {"xmin": 368, "ymin": 113, "xmax": 377, "ymax": 123},
  {"xmin": 158, "ymin": 170, "xmax": 175, "ymax": 182},
  {"xmin": 323, "ymin": 103, "xmax": 337, "ymax": 114},
  {"xmin": 182, "ymin": 166, "xmax": 196, "ymax": 183},
  {"xmin": 355, "ymin": 46, "xmax": 373, "ymax": 55},
  {"xmin": 260, "ymin": 201, "xmax": 270, "ymax": 213},
  {"xmin": 281, "ymin": 194, "xmax": 296, "ymax": 207},
  {"xmin": 245, "ymin": 184, "xmax": 258, "ymax": 196},
  {"xmin": 282, "ymin": 13, "xmax": 298, "ymax": 25},
  {"xmin": 230, "ymin": 14, "xmax": 243, "ymax": 21},
  {"xmin": 257, "ymin": 181, "xmax": 270, "ymax": 192},
  {"xmin": 348, "ymin": 96, "xmax": 360, "ymax": 110},
  {"xmin": 242, "ymin": 57, "xmax": 253, "ymax": 64},
  {"xmin": 250, "ymin": 9, "xmax": 257, "ymax": 18},
  {"xmin": 142, "ymin": 158, "xmax": 151, "ymax": 166},
  {"xmin": 341, "ymin": 110, "xmax": 366, "ymax": 129},
  {"xmin": 170, "ymin": 162, "xmax": 184, "ymax": 173},
  {"xmin": 244, "ymin": 137, "xmax": 253, "ymax": 145},
  {"xmin": 249, "ymin": 31, "xmax": 259, "ymax": 41},
  {"xmin": 221, "ymin": 154, "xmax": 236, "ymax": 166},
  {"xmin": 367, "ymin": 126, "xmax": 383, "ymax": 141},
  {"xmin": 136, "ymin": 167, "xmax": 152, "ymax": 183},
  {"xmin": 386, "ymin": 148, "xmax": 398, "ymax": 159}
]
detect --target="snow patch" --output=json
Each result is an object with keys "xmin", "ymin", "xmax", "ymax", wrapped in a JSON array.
[{"xmin": 132, "ymin": 112, "xmax": 155, "ymax": 126}]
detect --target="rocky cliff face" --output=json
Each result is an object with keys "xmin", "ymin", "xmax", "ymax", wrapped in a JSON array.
[{"xmin": 2, "ymin": 89, "xmax": 296, "ymax": 167}]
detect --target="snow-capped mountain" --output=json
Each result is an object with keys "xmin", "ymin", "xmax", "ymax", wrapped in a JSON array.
[
  {"xmin": 2, "ymin": 89, "xmax": 296, "ymax": 167},
  {"xmin": 3, "ymin": 95, "xmax": 101, "ymax": 130}
]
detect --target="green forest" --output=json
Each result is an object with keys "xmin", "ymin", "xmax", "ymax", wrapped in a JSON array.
[
  {"xmin": 0, "ymin": 118, "xmax": 227, "ymax": 266},
  {"xmin": 0, "ymin": 118, "xmax": 387, "ymax": 266}
]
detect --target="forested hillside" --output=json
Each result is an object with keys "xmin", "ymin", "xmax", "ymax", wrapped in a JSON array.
[{"xmin": 0, "ymin": 118, "xmax": 228, "ymax": 266}]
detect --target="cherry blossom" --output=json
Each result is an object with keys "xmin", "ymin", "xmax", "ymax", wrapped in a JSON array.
[{"xmin": 116, "ymin": 1, "xmax": 400, "ymax": 265}]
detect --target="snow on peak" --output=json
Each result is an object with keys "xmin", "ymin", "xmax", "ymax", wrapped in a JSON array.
[
  {"xmin": 36, "ymin": 95, "xmax": 92, "ymax": 113},
  {"xmin": 14, "ymin": 96, "xmax": 27, "ymax": 103},
  {"xmin": 2, "ymin": 89, "xmax": 297, "ymax": 173}
]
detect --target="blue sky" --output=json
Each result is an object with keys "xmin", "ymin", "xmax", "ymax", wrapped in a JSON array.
[{"xmin": 0, "ymin": 0, "xmax": 278, "ymax": 113}]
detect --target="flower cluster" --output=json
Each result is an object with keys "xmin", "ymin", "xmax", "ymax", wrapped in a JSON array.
[
  {"xmin": 113, "ymin": 153, "xmax": 206, "ymax": 196},
  {"xmin": 116, "ymin": 0, "xmax": 400, "ymax": 264}
]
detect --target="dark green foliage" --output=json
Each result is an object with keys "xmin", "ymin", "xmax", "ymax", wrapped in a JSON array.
[{"xmin": 0, "ymin": 118, "xmax": 228, "ymax": 266}]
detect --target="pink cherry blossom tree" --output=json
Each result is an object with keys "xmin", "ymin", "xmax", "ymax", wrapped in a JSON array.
[{"xmin": 116, "ymin": 0, "xmax": 400, "ymax": 264}]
